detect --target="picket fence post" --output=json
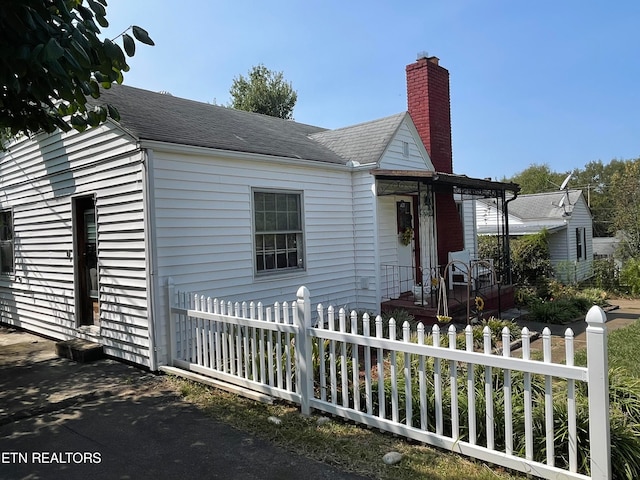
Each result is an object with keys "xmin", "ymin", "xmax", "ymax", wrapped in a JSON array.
[
  {"xmin": 585, "ymin": 305, "xmax": 611, "ymax": 480},
  {"xmin": 295, "ymin": 286, "xmax": 313, "ymax": 416},
  {"xmin": 167, "ymin": 277, "xmax": 176, "ymax": 366}
]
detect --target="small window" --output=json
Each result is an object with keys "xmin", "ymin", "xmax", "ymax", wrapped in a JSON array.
[
  {"xmin": 576, "ymin": 228, "xmax": 583, "ymax": 260},
  {"xmin": 254, "ymin": 190, "xmax": 304, "ymax": 274},
  {"xmin": 402, "ymin": 141, "xmax": 409, "ymax": 157},
  {"xmin": 0, "ymin": 210, "xmax": 14, "ymax": 274}
]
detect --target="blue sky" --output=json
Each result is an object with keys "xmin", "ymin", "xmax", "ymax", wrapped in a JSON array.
[{"xmin": 102, "ymin": 0, "xmax": 640, "ymax": 180}]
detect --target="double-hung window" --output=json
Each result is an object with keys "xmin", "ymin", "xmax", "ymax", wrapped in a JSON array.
[
  {"xmin": 0, "ymin": 210, "xmax": 14, "ymax": 274},
  {"xmin": 254, "ymin": 190, "xmax": 304, "ymax": 274}
]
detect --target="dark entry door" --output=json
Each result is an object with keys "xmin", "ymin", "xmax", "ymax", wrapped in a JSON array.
[{"xmin": 74, "ymin": 196, "xmax": 99, "ymax": 326}]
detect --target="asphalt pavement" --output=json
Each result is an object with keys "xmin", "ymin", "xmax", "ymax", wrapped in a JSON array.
[{"xmin": 0, "ymin": 326, "xmax": 368, "ymax": 480}]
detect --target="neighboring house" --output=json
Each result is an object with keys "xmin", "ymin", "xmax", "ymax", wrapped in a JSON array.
[
  {"xmin": 0, "ymin": 55, "xmax": 517, "ymax": 369},
  {"xmin": 475, "ymin": 190, "xmax": 594, "ymax": 283},
  {"xmin": 593, "ymin": 235, "xmax": 622, "ymax": 271}
]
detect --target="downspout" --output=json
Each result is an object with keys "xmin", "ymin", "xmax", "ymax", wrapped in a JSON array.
[
  {"xmin": 141, "ymin": 148, "xmax": 159, "ymax": 371},
  {"xmin": 503, "ymin": 189, "xmax": 518, "ymax": 286}
]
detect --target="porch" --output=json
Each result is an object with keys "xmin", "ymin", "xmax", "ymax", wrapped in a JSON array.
[
  {"xmin": 373, "ymin": 169, "xmax": 520, "ymax": 324},
  {"xmin": 380, "ymin": 282, "xmax": 515, "ymax": 325},
  {"xmin": 380, "ymin": 259, "xmax": 516, "ymax": 325}
]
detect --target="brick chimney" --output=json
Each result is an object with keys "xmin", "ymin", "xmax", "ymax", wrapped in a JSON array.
[
  {"xmin": 407, "ymin": 54, "xmax": 463, "ymax": 266},
  {"xmin": 406, "ymin": 54, "xmax": 453, "ymax": 173}
]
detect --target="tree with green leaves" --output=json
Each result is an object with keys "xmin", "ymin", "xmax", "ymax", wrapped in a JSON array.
[
  {"xmin": 610, "ymin": 159, "xmax": 640, "ymax": 259},
  {"xmin": 505, "ymin": 164, "xmax": 566, "ymax": 194},
  {"xmin": 506, "ymin": 161, "xmax": 634, "ymax": 237},
  {"xmin": 229, "ymin": 65, "xmax": 297, "ymax": 119},
  {"xmin": 570, "ymin": 159, "xmax": 628, "ymax": 236},
  {"xmin": 0, "ymin": 0, "xmax": 154, "ymax": 137}
]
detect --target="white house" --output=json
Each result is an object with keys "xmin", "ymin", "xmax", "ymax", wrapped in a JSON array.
[
  {"xmin": 475, "ymin": 189, "xmax": 594, "ymax": 283},
  {"xmin": 0, "ymin": 56, "xmax": 517, "ymax": 369}
]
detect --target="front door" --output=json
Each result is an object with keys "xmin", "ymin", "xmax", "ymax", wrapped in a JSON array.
[
  {"xmin": 74, "ymin": 196, "xmax": 99, "ymax": 326},
  {"xmin": 396, "ymin": 198, "xmax": 415, "ymax": 292}
]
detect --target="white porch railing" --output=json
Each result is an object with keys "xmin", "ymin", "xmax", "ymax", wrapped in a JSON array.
[{"xmin": 165, "ymin": 279, "xmax": 611, "ymax": 480}]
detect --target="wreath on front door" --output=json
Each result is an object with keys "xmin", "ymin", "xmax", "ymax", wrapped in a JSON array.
[{"xmin": 400, "ymin": 227, "xmax": 413, "ymax": 246}]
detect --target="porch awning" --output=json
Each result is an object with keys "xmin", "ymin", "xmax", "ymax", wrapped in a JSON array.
[{"xmin": 371, "ymin": 169, "xmax": 520, "ymax": 197}]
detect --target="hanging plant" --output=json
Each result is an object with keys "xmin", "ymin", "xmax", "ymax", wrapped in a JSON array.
[
  {"xmin": 436, "ymin": 276, "xmax": 451, "ymax": 323},
  {"xmin": 400, "ymin": 227, "xmax": 413, "ymax": 246}
]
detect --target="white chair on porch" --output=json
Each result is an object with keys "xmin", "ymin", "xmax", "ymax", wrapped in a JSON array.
[{"xmin": 448, "ymin": 250, "xmax": 493, "ymax": 290}]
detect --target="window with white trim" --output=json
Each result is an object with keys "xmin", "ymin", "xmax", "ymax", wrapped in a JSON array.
[
  {"xmin": 0, "ymin": 210, "xmax": 14, "ymax": 274},
  {"xmin": 253, "ymin": 190, "xmax": 304, "ymax": 273},
  {"xmin": 402, "ymin": 141, "xmax": 409, "ymax": 157}
]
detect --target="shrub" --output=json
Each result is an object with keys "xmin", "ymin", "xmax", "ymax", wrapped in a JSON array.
[
  {"xmin": 590, "ymin": 258, "xmax": 620, "ymax": 291},
  {"xmin": 620, "ymin": 257, "xmax": 640, "ymax": 296},
  {"xmin": 528, "ymin": 298, "xmax": 588, "ymax": 324},
  {"xmin": 514, "ymin": 285, "xmax": 538, "ymax": 307},
  {"xmin": 511, "ymin": 230, "xmax": 553, "ymax": 286},
  {"xmin": 577, "ymin": 287, "xmax": 608, "ymax": 306},
  {"xmin": 524, "ymin": 281, "xmax": 606, "ymax": 323}
]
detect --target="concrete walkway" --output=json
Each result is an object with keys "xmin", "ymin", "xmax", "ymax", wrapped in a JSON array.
[
  {"xmin": 0, "ymin": 326, "xmax": 367, "ymax": 480},
  {"xmin": 508, "ymin": 298, "xmax": 640, "ymax": 362}
]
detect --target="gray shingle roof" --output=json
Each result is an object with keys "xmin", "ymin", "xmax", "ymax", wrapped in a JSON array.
[
  {"xmin": 94, "ymin": 84, "xmax": 348, "ymax": 164},
  {"xmin": 506, "ymin": 190, "xmax": 583, "ymax": 219},
  {"xmin": 309, "ymin": 113, "xmax": 406, "ymax": 165},
  {"xmin": 476, "ymin": 190, "xmax": 584, "ymax": 235}
]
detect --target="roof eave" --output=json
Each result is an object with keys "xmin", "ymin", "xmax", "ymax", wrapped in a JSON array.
[
  {"xmin": 371, "ymin": 169, "xmax": 520, "ymax": 194},
  {"xmin": 139, "ymin": 139, "xmax": 352, "ymax": 170}
]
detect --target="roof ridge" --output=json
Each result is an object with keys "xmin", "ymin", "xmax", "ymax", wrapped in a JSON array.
[
  {"xmin": 98, "ymin": 83, "xmax": 330, "ymax": 131},
  {"xmin": 310, "ymin": 112, "xmax": 406, "ymax": 138}
]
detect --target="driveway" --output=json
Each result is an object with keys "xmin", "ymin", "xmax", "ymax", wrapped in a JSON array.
[{"xmin": 0, "ymin": 326, "xmax": 367, "ymax": 480}]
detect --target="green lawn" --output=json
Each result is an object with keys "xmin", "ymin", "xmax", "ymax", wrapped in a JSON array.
[
  {"xmin": 607, "ymin": 319, "xmax": 640, "ymax": 377},
  {"xmin": 574, "ymin": 318, "xmax": 640, "ymax": 376}
]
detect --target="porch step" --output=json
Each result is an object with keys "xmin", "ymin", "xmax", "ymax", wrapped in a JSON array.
[{"xmin": 55, "ymin": 339, "xmax": 104, "ymax": 363}]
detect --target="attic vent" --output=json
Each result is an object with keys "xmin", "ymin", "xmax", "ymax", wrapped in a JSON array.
[{"xmin": 402, "ymin": 141, "xmax": 409, "ymax": 157}]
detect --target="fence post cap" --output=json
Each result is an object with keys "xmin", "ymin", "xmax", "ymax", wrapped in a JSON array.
[
  {"xmin": 585, "ymin": 305, "xmax": 607, "ymax": 326},
  {"xmin": 296, "ymin": 285, "xmax": 310, "ymax": 300}
]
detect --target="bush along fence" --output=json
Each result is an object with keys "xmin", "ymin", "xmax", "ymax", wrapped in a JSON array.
[{"xmin": 164, "ymin": 279, "xmax": 612, "ymax": 480}]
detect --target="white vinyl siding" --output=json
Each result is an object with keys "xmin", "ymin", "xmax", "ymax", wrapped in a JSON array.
[
  {"xmin": 563, "ymin": 196, "xmax": 593, "ymax": 282},
  {"xmin": 352, "ymin": 170, "xmax": 378, "ymax": 311},
  {"xmin": 377, "ymin": 195, "xmax": 404, "ymax": 300},
  {"xmin": 151, "ymin": 150, "xmax": 359, "ymax": 363},
  {"xmin": 459, "ymin": 197, "xmax": 478, "ymax": 258},
  {"xmin": 0, "ymin": 125, "xmax": 150, "ymax": 366},
  {"xmin": 378, "ymin": 121, "xmax": 433, "ymax": 171}
]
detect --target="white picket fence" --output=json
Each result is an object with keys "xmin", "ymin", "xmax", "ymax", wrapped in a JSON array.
[{"xmin": 164, "ymin": 280, "xmax": 611, "ymax": 480}]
